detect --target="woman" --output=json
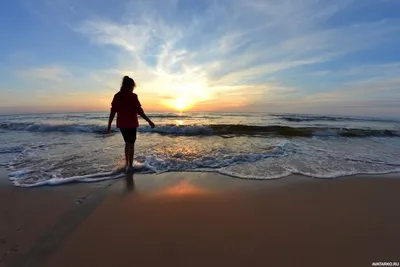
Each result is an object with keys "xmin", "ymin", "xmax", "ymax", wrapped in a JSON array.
[{"xmin": 107, "ymin": 76, "xmax": 155, "ymax": 173}]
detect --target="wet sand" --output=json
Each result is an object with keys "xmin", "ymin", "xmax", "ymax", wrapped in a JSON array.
[
  {"xmin": 0, "ymin": 167, "xmax": 112, "ymax": 267},
  {"xmin": 1, "ymin": 169, "xmax": 400, "ymax": 267}
]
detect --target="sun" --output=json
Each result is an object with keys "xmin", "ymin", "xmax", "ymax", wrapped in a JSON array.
[
  {"xmin": 174, "ymin": 97, "xmax": 189, "ymax": 111},
  {"xmin": 160, "ymin": 81, "xmax": 210, "ymax": 111}
]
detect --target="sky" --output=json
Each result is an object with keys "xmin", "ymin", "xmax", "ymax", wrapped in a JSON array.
[{"xmin": 0, "ymin": 0, "xmax": 400, "ymax": 116}]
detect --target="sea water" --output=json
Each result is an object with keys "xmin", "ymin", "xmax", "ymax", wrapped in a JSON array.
[{"xmin": 1, "ymin": 112, "xmax": 399, "ymax": 187}]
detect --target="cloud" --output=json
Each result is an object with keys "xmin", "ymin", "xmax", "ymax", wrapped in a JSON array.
[{"xmin": 75, "ymin": 1, "xmax": 400, "ymax": 82}]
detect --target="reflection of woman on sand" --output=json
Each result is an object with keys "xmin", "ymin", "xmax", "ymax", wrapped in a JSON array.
[{"xmin": 107, "ymin": 76, "xmax": 155, "ymax": 173}]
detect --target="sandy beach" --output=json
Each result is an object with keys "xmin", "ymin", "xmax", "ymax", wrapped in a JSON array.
[{"xmin": 1, "ymin": 167, "xmax": 400, "ymax": 267}]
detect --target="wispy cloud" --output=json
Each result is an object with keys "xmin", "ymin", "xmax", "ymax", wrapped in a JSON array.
[{"xmin": 73, "ymin": 0, "xmax": 400, "ymax": 110}]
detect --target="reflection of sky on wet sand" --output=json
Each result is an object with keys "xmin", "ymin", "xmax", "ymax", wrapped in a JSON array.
[
  {"xmin": 151, "ymin": 179, "xmax": 212, "ymax": 197},
  {"xmin": 112, "ymin": 172, "xmax": 304, "ymax": 198},
  {"xmin": 112, "ymin": 173, "xmax": 219, "ymax": 196}
]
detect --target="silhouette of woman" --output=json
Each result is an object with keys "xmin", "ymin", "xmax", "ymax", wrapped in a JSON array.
[{"xmin": 107, "ymin": 76, "xmax": 155, "ymax": 173}]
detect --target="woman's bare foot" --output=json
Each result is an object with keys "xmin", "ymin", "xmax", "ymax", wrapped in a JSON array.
[{"xmin": 125, "ymin": 166, "xmax": 135, "ymax": 174}]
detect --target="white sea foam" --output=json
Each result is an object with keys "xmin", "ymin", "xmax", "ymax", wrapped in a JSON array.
[
  {"xmin": 11, "ymin": 171, "xmax": 126, "ymax": 187},
  {"xmin": 8, "ymin": 168, "xmax": 33, "ymax": 180},
  {"xmin": 10, "ymin": 165, "xmax": 400, "ymax": 187},
  {"xmin": 214, "ymin": 166, "xmax": 400, "ymax": 180},
  {"xmin": 8, "ymin": 141, "xmax": 400, "ymax": 187}
]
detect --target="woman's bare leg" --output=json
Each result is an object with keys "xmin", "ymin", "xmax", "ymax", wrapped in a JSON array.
[
  {"xmin": 127, "ymin": 143, "xmax": 134, "ymax": 168},
  {"xmin": 124, "ymin": 144, "xmax": 129, "ymax": 167}
]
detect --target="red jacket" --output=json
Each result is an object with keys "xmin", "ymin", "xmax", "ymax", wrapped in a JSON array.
[{"xmin": 111, "ymin": 91, "xmax": 143, "ymax": 128}]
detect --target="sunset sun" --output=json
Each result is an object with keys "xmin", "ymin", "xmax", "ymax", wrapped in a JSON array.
[
  {"xmin": 174, "ymin": 97, "xmax": 189, "ymax": 111},
  {"xmin": 160, "ymin": 81, "xmax": 210, "ymax": 112}
]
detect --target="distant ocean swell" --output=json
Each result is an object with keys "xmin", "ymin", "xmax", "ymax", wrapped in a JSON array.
[
  {"xmin": 1, "ymin": 122, "xmax": 109, "ymax": 133},
  {"xmin": 272, "ymin": 114, "xmax": 399, "ymax": 123},
  {"xmin": 0, "ymin": 113, "xmax": 216, "ymax": 120},
  {"xmin": 1, "ymin": 122, "xmax": 399, "ymax": 138}
]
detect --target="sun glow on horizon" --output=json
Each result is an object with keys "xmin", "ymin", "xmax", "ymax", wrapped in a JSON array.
[
  {"xmin": 174, "ymin": 96, "xmax": 189, "ymax": 111},
  {"xmin": 161, "ymin": 81, "xmax": 210, "ymax": 112},
  {"xmin": 175, "ymin": 119, "xmax": 184, "ymax": 126}
]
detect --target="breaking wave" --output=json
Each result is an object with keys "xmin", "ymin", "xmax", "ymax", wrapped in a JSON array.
[{"xmin": 1, "ymin": 122, "xmax": 399, "ymax": 138}]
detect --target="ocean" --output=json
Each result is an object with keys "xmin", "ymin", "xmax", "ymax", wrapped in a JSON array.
[{"xmin": 1, "ymin": 112, "xmax": 400, "ymax": 187}]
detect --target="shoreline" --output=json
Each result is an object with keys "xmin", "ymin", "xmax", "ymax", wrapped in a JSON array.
[{"xmin": 3, "ymin": 165, "xmax": 400, "ymax": 188}]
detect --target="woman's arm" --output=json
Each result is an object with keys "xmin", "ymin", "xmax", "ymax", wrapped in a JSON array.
[
  {"xmin": 107, "ymin": 110, "xmax": 116, "ymax": 133},
  {"xmin": 135, "ymin": 95, "xmax": 155, "ymax": 128},
  {"xmin": 107, "ymin": 95, "xmax": 117, "ymax": 133},
  {"xmin": 138, "ymin": 109, "xmax": 155, "ymax": 128}
]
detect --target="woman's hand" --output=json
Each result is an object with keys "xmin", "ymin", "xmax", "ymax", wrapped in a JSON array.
[
  {"xmin": 106, "ymin": 125, "xmax": 112, "ymax": 134},
  {"xmin": 149, "ymin": 121, "xmax": 155, "ymax": 128}
]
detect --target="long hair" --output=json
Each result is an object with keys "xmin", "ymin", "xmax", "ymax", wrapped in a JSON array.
[{"xmin": 120, "ymin": 76, "xmax": 135, "ymax": 93}]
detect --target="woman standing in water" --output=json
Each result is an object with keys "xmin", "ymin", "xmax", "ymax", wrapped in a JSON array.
[{"xmin": 107, "ymin": 76, "xmax": 155, "ymax": 173}]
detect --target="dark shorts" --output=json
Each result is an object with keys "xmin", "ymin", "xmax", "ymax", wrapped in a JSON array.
[{"xmin": 120, "ymin": 128, "xmax": 137, "ymax": 144}]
